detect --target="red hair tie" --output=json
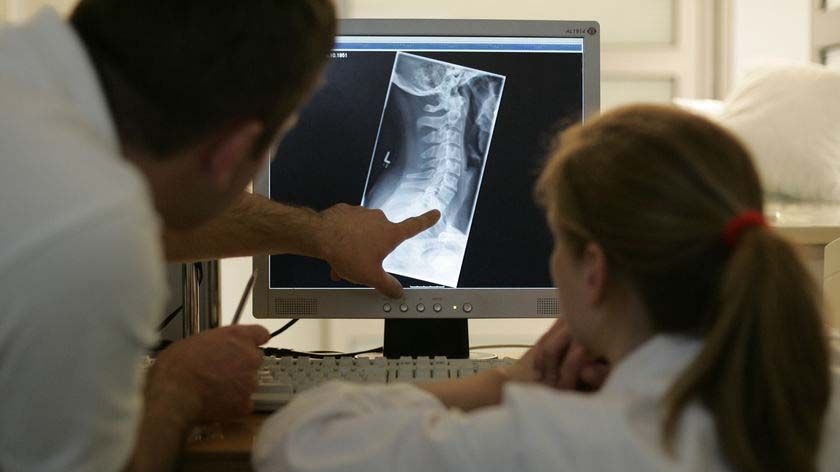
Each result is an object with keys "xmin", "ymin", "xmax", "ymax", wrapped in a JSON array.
[{"xmin": 722, "ymin": 211, "xmax": 767, "ymax": 248}]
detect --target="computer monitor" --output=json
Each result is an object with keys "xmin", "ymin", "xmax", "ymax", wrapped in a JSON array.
[{"xmin": 254, "ymin": 19, "xmax": 599, "ymax": 357}]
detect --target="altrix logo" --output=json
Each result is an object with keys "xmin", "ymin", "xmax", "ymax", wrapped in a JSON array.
[{"xmin": 566, "ymin": 27, "xmax": 598, "ymax": 36}]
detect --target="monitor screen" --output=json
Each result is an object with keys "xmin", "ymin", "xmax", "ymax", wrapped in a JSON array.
[{"xmin": 255, "ymin": 21, "xmax": 599, "ymax": 318}]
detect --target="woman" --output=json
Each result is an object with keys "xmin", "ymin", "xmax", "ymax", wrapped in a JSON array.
[{"xmin": 254, "ymin": 105, "xmax": 839, "ymax": 472}]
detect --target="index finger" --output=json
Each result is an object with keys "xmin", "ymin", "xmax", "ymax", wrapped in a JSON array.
[
  {"xmin": 394, "ymin": 210, "xmax": 441, "ymax": 241},
  {"xmin": 372, "ymin": 270, "xmax": 404, "ymax": 299}
]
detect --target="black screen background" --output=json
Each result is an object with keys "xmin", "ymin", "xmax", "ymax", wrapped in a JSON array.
[{"xmin": 269, "ymin": 49, "xmax": 583, "ymax": 289}]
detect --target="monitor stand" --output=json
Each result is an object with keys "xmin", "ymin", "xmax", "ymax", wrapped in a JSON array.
[{"xmin": 383, "ymin": 319, "xmax": 469, "ymax": 359}]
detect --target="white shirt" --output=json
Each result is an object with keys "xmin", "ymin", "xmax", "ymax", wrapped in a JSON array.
[
  {"xmin": 254, "ymin": 336, "xmax": 840, "ymax": 472},
  {"xmin": 0, "ymin": 8, "xmax": 165, "ymax": 472}
]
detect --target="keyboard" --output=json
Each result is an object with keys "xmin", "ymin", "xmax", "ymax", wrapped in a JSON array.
[{"xmin": 253, "ymin": 355, "xmax": 516, "ymax": 411}]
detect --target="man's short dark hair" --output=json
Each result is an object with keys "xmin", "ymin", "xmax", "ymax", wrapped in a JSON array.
[{"xmin": 71, "ymin": 0, "xmax": 336, "ymax": 157}]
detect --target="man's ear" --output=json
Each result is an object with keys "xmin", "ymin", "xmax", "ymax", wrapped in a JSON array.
[
  {"xmin": 202, "ymin": 120, "xmax": 264, "ymax": 189},
  {"xmin": 581, "ymin": 241, "xmax": 608, "ymax": 305}
]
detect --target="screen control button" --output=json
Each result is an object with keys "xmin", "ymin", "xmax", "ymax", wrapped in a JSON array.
[
  {"xmin": 416, "ymin": 304, "xmax": 425, "ymax": 312},
  {"xmin": 463, "ymin": 303, "xmax": 473, "ymax": 313},
  {"xmin": 399, "ymin": 304, "xmax": 409, "ymax": 313},
  {"xmin": 383, "ymin": 303, "xmax": 392, "ymax": 313},
  {"xmin": 433, "ymin": 303, "xmax": 442, "ymax": 313}
]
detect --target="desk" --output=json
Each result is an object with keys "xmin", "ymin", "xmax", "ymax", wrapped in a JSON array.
[
  {"xmin": 181, "ymin": 415, "xmax": 267, "ymax": 472},
  {"xmin": 181, "ymin": 348, "xmax": 528, "ymax": 471},
  {"xmin": 770, "ymin": 199, "xmax": 840, "ymax": 329},
  {"xmin": 771, "ymin": 199, "xmax": 840, "ymax": 245}
]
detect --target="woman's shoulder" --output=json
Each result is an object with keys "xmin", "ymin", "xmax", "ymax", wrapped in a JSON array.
[{"xmin": 499, "ymin": 381, "xmax": 726, "ymax": 471}]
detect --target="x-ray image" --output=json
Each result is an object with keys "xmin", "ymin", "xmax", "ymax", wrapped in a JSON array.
[{"xmin": 362, "ymin": 52, "xmax": 506, "ymax": 287}]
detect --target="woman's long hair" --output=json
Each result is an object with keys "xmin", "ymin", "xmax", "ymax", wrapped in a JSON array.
[{"xmin": 536, "ymin": 105, "xmax": 831, "ymax": 472}]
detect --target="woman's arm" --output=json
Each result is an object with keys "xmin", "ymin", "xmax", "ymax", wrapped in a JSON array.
[{"xmin": 419, "ymin": 319, "xmax": 610, "ymax": 411}]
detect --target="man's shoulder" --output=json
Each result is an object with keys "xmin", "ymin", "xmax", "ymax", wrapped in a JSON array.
[
  {"xmin": 0, "ymin": 75, "xmax": 159, "ymax": 273},
  {"xmin": 0, "ymin": 138, "xmax": 159, "ymax": 281}
]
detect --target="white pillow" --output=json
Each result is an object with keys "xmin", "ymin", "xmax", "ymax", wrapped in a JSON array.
[
  {"xmin": 673, "ymin": 98, "xmax": 725, "ymax": 120},
  {"xmin": 718, "ymin": 64, "xmax": 840, "ymax": 201}
]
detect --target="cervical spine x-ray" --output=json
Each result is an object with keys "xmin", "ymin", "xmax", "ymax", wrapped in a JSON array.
[{"xmin": 362, "ymin": 52, "xmax": 506, "ymax": 287}]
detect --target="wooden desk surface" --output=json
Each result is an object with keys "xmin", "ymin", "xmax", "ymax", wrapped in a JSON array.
[{"xmin": 181, "ymin": 415, "xmax": 268, "ymax": 472}]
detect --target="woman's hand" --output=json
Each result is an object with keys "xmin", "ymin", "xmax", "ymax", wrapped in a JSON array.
[
  {"xmin": 420, "ymin": 319, "xmax": 610, "ymax": 411},
  {"xmin": 502, "ymin": 319, "xmax": 610, "ymax": 392}
]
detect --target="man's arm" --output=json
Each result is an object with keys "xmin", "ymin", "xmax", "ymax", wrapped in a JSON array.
[
  {"xmin": 124, "ymin": 389, "xmax": 195, "ymax": 472},
  {"xmin": 163, "ymin": 193, "xmax": 322, "ymax": 262},
  {"xmin": 125, "ymin": 325, "xmax": 269, "ymax": 472},
  {"xmin": 164, "ymin": 192, "xmax": 440, "ymax": 298}
]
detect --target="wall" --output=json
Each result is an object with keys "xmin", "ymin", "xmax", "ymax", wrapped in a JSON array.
[
  {"xmin": 5, "ymin": 0, "xmax": 822, "ymax": 349},
  {"xmin": 5, "ymin": 0, "xmax": 75, "ymax": 20},
  {"xmin": 730, "ymin": 0, "xmax": 811, "ymax": 84}
]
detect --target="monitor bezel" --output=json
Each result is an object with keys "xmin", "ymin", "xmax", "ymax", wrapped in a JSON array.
[{"xmin": 253, "ymin": 19, "xmax": 600, "ymax": 319}]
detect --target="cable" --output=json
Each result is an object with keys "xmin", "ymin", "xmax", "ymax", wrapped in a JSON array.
[
  {"xmin": 269, "ymin": 319, "xmax": 300, "ymax": 339},
  {"xmin": 150, "ymin": 339, "xmax": 173, "ymax": 353},
  {"xmin": 262, "ymin": 345, "xmax": 384, "ymax": 359},
  {"xmin": 157, "ymin": 305, "xmax": 184, "ymax": 332},
  {"xmin": 158, "ymin": 262, "xmax": 204, "ymax": 332},
  {"xmin": 261, "ymin": 343, "xmax": 530, "ymax": 359},
  {"xmin": 469, "ymin": 344, "xmax": 534, "ymax": 350}
]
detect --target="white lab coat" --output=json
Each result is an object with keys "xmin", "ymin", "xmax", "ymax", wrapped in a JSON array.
[
  {"xmin": 254, "ymin": 335, "xmax": 840, "ymax": 472},
  {"xmin": 0, "ymin": 8, "xmax": 165, "ymax": 472}
]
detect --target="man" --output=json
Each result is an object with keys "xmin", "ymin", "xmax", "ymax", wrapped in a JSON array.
[{"xmin": 0, "ymin": 1, "xmax": 438, "ymax": 471}]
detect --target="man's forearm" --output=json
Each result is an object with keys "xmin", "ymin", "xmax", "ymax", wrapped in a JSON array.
[
  {"xmin": 124, "ymin": 396, "xmax": 194, "ymax": 472},
  {"xmin": 124, "ymin": 362, "xmax": 203, "ymax": 472},
  {"xmin": 163, "ymin": 192, "xmax": 324, "ymax": 262},
  {"xmin": 163, "ymin": 191, "xmax": 440, "ymax": 297}
]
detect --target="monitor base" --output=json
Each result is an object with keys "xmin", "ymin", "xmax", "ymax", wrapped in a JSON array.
[{"xmin": 383, "ymin": 318, "xmax": 469, "ymax": 359}]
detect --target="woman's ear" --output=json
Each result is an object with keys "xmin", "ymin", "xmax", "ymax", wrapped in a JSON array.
[
  {"xmin": 581, "ymin": 241, "xmax": 608, "ymax": 305},
  {"xmin": 201, "ymin": 120, "xmax": 264, "ymax": 189}
]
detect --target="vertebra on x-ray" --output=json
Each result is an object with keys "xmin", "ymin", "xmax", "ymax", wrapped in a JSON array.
[{"xmin": 362, "ymin": 52, "xmax": 506, "ymax": 287}]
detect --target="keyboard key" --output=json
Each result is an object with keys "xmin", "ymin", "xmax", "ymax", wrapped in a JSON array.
[
  {"xmin": 414, "ymin": 369, "xmax": 431, "ymax": 382},
  {"xmin": 396, "ymin": 368, "xmax": 413, "ymax": 381},
  {"xmin": 259, "ymin": 380, "xmax": 292, "ymax": 395},
  {"xmin": 367, "ymin": 371, "xmax": 387, "ymax": 383}
]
